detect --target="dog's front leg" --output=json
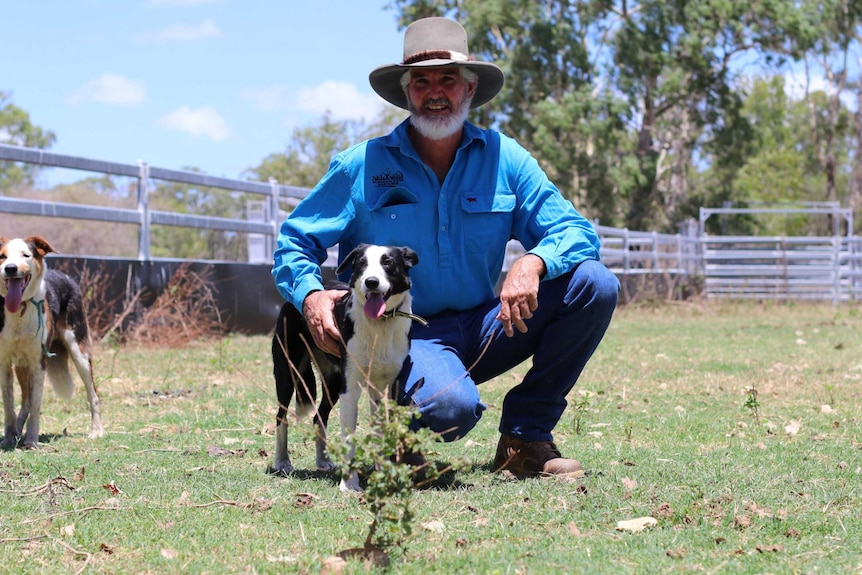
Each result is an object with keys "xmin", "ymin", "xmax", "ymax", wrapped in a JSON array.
[
  {"xmin": 338, "ymin": 381, "xmax": 363, "ymax": 492},
  {"xmin": 1, "ymin": 370, "xmax": 18, "ymax": 449},
  {"xmin": 20, "ymin": 369, "xmax": 44, "ymax": 449}
]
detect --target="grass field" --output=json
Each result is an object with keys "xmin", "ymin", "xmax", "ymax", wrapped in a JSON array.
[{"xmin": 1, "ymin": 301, "xmax": 860, "ymax": 574}]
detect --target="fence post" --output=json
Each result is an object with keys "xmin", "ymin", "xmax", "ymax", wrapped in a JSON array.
[
  {"xmin": 268, "ymin": 178, "xmax": 281, "ymax": 261},
  {"xmin": 622, "ymin": 228, "xmax": 630, "ymax": 274},
  {"xmin": 137, "ymin": 161, "xmax": 151, "ymax": 261},
  {"xmin": 832, "ymin": 235, "xmax": 841, "ymax": 305}
]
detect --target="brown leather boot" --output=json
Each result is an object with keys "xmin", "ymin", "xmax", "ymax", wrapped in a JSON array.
[
  {"xmin": 493, "ymin": 434, "xmax": 584, "ymax": 478},
  {"xmin": 391, "ymin": 448, "xmax": 430, "ymax": 484}
]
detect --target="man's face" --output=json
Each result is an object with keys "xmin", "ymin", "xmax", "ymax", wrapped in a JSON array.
[{"xmin": 405, "ymin": 66, "xmax": 476, "ymax": 140}]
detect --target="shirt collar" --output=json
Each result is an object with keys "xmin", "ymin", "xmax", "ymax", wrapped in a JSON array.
[{"xmin": 381, "ymin": 118, "xmax": 489, "ymax": 153}]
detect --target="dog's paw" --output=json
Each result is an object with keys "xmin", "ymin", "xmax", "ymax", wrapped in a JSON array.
[
  {"xmin": 316, "ymin": 458, "xmax": 337, "ymax": 472},
  {"xmin": 0, "ymin": 437, "xmax": 17, "ymax": 450},
  {"xmin": 88, "ymin": 428, "xmax": 106, "ymax": 439},
  {"xmin": 339, "ymin": 472, "xmax": 362, "ymax": 493},
  {"xmin": 267, "ymin": 461, "xmax": 295, "ymax": 476}
]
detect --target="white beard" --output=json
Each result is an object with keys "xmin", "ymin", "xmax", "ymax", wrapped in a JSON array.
[{"xmin": 408, "ymin": 93, "xmax": 473, "ymax": 140}]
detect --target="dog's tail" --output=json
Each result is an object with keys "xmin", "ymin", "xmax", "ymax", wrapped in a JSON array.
[{"xmin": 46, "ymin": 347, "xmax": 76, "ymax": 400}]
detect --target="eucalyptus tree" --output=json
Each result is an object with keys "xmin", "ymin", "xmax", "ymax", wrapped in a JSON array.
[{"xmin": 388, "ymin": 0, "xmax": 832, "ymax": 232}]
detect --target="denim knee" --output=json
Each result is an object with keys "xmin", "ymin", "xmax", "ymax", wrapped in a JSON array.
[
  {"xmin": 410, "ymin": 379, "xmax": 486, "ymax": 442},
  {"xmin": 571, "ymin": 260, "xmax": 620, "ymax": 311}
]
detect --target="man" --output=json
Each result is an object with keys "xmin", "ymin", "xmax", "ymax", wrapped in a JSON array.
[{"xmin": 272, "ymin": 17, "xmax": 619, "ymax": 478}]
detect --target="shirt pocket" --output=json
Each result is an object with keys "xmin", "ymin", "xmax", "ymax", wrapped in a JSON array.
[
  {"xmin": 460, "ymin": 190, "xmax": 516, "ymax": 252},
  {"xmin": 366, "ymin": 186, "xmax": 422, "ymax": 240}
]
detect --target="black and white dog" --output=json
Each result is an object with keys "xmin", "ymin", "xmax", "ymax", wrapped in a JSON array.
[
  {"xmin": 271, "ymin": 244, "xmax": 420, "ymax": 491},
  {"xmin": 0, "ymin": 236, "xmax": 105, "ymax": 449}
]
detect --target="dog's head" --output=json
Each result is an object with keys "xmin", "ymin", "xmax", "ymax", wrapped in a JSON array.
[
  {"xmin": 337, "ymin": 244, "xmax": 419, "ymax": 320},
  {"xmin": 0, "ymin": 236, "xmax": 55, "ymax": 314}
]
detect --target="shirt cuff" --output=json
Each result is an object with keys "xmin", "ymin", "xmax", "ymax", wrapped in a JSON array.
[{"xmin": 292, "ymin": 276, "xmax": 325, "ymax": 314}]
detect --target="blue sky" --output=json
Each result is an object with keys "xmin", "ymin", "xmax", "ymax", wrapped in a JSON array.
[{"xmin": 2, "ymin": 0, "xmax": 405, "ymax": 183}]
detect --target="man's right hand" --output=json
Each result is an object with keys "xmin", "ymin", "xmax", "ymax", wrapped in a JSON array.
[{"xmin": 302, "ymin": 289, "xmax": 348, "ymax": 356}]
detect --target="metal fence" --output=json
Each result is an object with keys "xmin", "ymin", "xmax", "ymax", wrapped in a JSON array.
[
  {"xmin": 698, "ymin": 205, "xmax": 862, "ymax": 303},
  {"xmin": 2, "ymin": 143, "xmax": 860, "ymax": 304},
  {"xmin": 0, "ymin": 143, "xmax": 308, "ymax": 261}
]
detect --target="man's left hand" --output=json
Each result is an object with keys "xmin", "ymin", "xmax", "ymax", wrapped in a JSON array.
[{"xmin": 497, "ymin": 254, "xmax": 546, "ymax": 337}]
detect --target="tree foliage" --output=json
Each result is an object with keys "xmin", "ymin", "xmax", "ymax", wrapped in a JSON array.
[
  {"xmin": 387, "ymin": 0, "xmax": 862, "ymax": 233},
  {"xmin": 0, "ymin": 91, "xmax": 56, "ymax": 191}
]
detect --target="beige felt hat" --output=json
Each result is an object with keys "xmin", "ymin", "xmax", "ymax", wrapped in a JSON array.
[{"xmin": 369, "ymin": 17, "xmax": 504, "ymax": 110}]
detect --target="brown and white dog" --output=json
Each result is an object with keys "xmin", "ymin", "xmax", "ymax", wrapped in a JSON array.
[{"xmin": 0, "ymin": 236, "xmax": 104, "ymax": 449}]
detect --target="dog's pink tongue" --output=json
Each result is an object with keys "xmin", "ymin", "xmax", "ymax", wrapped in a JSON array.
[
  {"xmin": 4, "ymin": 278, "xmax": 24, "ymax": 313},
  {"xmin": 364, "ymin": 293, "xmax": 387, "ymax": 319}
]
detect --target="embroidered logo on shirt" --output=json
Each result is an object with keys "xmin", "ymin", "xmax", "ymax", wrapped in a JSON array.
[
  {"xmin": 372, "ymin": 169, "xmax": 405, "ymax": 188},
  {"xmin": 466, "ymin": 197, "xmax": 478, "ymax": 203}
]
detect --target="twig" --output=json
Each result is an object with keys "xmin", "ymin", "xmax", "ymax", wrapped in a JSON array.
[
  {"xmin": 52, "ymin": 537, "xmax": 93, "ymax": 575},
  {"xmin": 192, "ymin": 498, "xmax": 248, "ymax": 509},
  {"xmin": 21, "ymin": 505, "xmax": 120, "ymax": 525},
  {"xmin": 17, "ymin": 476, "xmax": 75, "ymax": 498},
  {"xmin": 0, "ymin": 535, "xmax": 47, "ymax": 544}
]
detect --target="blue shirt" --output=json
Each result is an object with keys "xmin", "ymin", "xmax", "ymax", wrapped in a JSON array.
[{"xmin": 272, "ymin": 119, "xmax": 601, "ymax": 317}]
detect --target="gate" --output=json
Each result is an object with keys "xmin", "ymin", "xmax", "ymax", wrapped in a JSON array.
[{"xmin": 699, "ymin": 203, "xmax": 862, "ymax": 303}]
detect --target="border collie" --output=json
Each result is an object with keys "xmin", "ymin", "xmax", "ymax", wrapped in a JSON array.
[
  {"xmin": 0, "ymin": 236, "xmax": 105, "ymax": 449},
  {"xmin": 271, "ymin": 244, "xmax": 420, "ymax": 491}
]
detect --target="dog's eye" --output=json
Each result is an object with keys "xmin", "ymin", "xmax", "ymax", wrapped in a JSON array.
[{"xmin": 380, "ymin": 255, "xmax": 394, "ymax": 268}]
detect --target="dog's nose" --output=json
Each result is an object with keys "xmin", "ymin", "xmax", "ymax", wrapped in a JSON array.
[
  {"xmin": 364, "ymin": 276, "xmax": 380, "ymax": 290},
  {"xmin": 3, "ymin": 264, "xmax": 17, "ymax": 275}
]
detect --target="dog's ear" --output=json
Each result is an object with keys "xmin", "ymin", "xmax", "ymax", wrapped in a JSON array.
[
  {"xmin": 26, "ymin": 236, "xmax": 56, "ymax": 258},
  {"xmin": 336, "ymin": 244, "xmax": 367, "ymax": 276},
  {"xmin": 0, "ymin": 237, "xmax": 9, "ymax": 250},
  {"xmin": 400, "ymin": 247, "xmax": 418, "ymax": 269}
]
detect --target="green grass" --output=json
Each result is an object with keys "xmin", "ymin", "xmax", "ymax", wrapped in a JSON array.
[{"xmin": 1, "ymin": 301, "xmax": 860, "ymax": 574}]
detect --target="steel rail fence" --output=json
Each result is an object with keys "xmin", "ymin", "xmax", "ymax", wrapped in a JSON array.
[{"xmin": 3, "ymin": 143, "xmax": 860, "ymax": 302}]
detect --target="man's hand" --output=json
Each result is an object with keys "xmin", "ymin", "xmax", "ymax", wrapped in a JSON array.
[
  {"xmin": 302, "ymin": 289, "xmax": 348, "ymax": 356},
  {"xmin": 497, "ymin": 254, "xmax": 546, "ymax": 337}
]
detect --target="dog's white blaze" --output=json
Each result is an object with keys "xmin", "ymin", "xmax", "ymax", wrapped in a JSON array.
[
  {"xmin": 0, "ymin": 238, "xmax": 43, "ymax": 302},
  {"xmin": 356, "ymin": 245, "xmax": 392, "ymax": 303},
  {"xmin": 0, "ymin": 239, "xmax": 47, "ymax": 345}
]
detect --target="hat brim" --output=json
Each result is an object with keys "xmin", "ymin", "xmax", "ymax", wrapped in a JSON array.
[{"xmin": 369, "ymin": 60, "xmax": 504, "ymax": 110}]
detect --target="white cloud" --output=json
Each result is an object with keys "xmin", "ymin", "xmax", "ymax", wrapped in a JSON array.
[
  {"xmin": 136, "ymin": 19, "xmax": 222, "ymax": 44},
  {"xmin": 296, "ymin": 81, "xmax": 382, "ymax": 121},
  {"xmin": 71, "ymin": 73, "xmax": 146, "ymax": 107},
  {"xmin": 158, "ymin": 105, "xmax": 230, "ymax": 140}
]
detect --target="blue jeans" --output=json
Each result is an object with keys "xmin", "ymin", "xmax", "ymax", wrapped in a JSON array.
[{"xmin": 398, "ymin": 259, "xmax": 619, "ymax": 442}]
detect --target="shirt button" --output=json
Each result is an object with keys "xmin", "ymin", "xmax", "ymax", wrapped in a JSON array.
[
  {"xmin": 391, "ymin": 214, "xmax": 396, "ymax": 219},
  {"xmin": 441, "ymin": 226, "xmax": 446, "ymax": 231}
]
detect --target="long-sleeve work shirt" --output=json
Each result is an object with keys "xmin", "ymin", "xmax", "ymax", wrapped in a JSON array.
[{"xmin": 272, "ymin": 119, "xmax": 601, "ymax": 317}]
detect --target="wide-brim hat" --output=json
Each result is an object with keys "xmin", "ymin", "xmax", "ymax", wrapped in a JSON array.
[{"xmin": 369, "ymin": 17, "xmax": 504, "ymax": 110}]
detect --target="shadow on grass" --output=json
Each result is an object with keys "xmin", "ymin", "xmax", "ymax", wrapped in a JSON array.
[
  {"xmin": 0, "ymin": 431, "xmax": 66, "ymax": 450},
  {"xmin": 265, "ymin": 458, "xmax": 486, "ymax": 491}
]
